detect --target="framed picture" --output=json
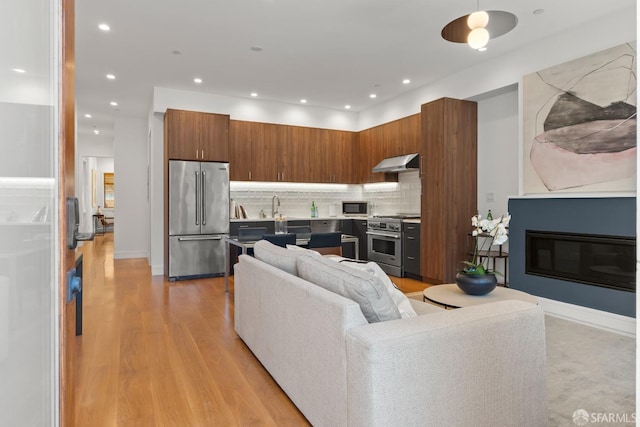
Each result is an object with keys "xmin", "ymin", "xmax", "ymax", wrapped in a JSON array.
[
  {"xmin": 104, "ymin": 172, "xmax": 114, "ymax": 208},
  {"xmin": 522, "ymin": 42, "xmax": 636, "ymax": 194}
]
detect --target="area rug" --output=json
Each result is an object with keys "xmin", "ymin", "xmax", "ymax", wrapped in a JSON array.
[{"xmin": 406, "ymin": 292, "xmax": 636, "ymax": 425}]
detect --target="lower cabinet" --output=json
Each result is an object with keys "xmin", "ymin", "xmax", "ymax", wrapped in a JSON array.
[{"xmin": 403, "ymin": 222, "xmax": 421, "ymax": 279}]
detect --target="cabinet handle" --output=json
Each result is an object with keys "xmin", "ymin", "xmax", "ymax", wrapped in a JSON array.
[
  {"xmin": 195, "ymin": 150, "xmax": 199, "ymax": 159},
  {"xmin": 407, "ymin": 256, "xmax": 415, "ymax": 260},
  {"xmin": 408, "ymin": 236, "xmax": 415, "ymax": 240},
  {"xmin": 201, "ymin": 149, "xmax": 204, "ymax": 159},
  {"xmin": 249, "ymin": 171, "xmax": 252, "ymax": 180},
  {"xmin": 407, "ymin": 226, "xmax": 415, "ymax": 230},
  {"xmin": 281, "ymin": 172, "xmax": 284, "ymax": 181}
]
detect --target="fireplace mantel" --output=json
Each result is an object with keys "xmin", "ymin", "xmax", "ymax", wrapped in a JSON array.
[{"xmin": 508, "ymin": 197, "xmax": 636, "ymax": 317}]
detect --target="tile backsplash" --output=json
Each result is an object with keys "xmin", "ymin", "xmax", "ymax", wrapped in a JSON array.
[{"xmin": 230, "ymin": 171, "xmax": 421, "ymax": 219}]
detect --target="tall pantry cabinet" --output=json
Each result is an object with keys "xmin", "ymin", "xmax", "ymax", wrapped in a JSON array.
[{"xmin": 420, "ymin": 98, "xmax": 477, "ymax": 284}]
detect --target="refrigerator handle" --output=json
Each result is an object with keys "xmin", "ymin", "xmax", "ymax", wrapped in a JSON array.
[
  {"xmin": 195, "ymin": 171, "xmax": 200, "ymax": 225},
  {"xmin": 201, "ymin": 171, "xmax": 206, "ymax": 225}
]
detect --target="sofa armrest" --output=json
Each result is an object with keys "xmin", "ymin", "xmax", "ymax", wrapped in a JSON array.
[{"xmin": 345, "ymin": 300, "xmax": 547, "ymax": 427}]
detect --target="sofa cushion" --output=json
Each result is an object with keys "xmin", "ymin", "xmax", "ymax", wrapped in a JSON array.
[
  {"xmin": 337, "ymin": 260, "xmax": 417, "ymax": 318},
  {"xmin": 296, "ymin": 255, "xmax": 401, "ymax": 323},
  {"xmin": 254, "ymin": 240, "xmax": 319, "ymax": 276}
]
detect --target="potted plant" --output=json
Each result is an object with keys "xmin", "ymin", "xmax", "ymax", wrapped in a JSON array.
[{"xmin": 456, "ymin": 213, "xmax": 511, "ymax": 295}]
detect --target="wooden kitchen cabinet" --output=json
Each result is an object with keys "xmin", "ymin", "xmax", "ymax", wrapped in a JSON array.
[
  {"xmin": 230, "ymin": 120, "xmax": 355, "ymax": 183},
  {"xmin": 165, "ymin": 109, "xmax": 229, "ymax": 161},
  {"xmin": 229, "ymin": 120, "xmax": 254, "ymax": 180},
  {"xmin": 357, "ymin": 127, "xmax": 398, "ymax": 183},
  {"xmin": 403, "ymin": 222, "xmax": 421, "ymax": 279},
  {"xmin": 309, "ymin": 128, "xmax": 356, "ymax": 183},
  {"xmin": 420, "ymin": 97, "xmax": 477, "ymax": 284}
]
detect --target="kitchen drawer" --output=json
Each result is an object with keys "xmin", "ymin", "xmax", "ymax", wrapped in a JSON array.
[
  {"xmin": 403, "ymin": 222, "xmax": 421, "ymax": 278},
  {"xmin": 230, "ymin": 222, "xmax": 257, "ymax": 236}
]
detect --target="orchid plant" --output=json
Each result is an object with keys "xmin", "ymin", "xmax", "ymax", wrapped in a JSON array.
[{"xmin": 462, "ymin": 213, "xmax": 511, "ymax": 275}]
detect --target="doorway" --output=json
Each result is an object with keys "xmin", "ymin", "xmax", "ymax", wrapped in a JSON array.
[{"xmin": 80, "ymin": 156, "xmax": 115, "ymax": 234}]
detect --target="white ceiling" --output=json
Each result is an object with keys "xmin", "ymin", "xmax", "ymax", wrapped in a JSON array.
[{"xmin": 75, "ymin": 0, "xmax": 635, "ymax": 141}]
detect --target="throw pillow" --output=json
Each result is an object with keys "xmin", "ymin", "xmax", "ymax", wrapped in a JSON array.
[
  {"xmin": 254, "ymin": 240, "xmax": 319, "ymax": 276},
  {"xmin": 296, "ymin": 255, "xmax": 401, "ymax": 323},
  {"xmin": 338, "ymin": 260, "xmax": 417, "ymax": 318}
]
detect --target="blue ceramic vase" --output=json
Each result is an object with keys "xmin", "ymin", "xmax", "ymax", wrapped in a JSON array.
[{"xmin": 455, "ymin": 272, "xmax": 497, "ymax": 296}]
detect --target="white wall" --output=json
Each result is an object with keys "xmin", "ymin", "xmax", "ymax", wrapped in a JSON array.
[
  {"xmin": 153, "ymin": 87, "xmax": 359, "ymax": 131},
  {"xmin": 113, "ymin": 117, "xmax": 149, "ymax": 259},
  {"xmin": 149, "ymin": 112, "xmax": 164, "ymax": 275},
  {"xmin": 474, "ymin": 85, "xmax": 519, "ymax": 218}
]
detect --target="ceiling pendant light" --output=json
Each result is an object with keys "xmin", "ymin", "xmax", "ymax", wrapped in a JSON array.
[
  {"xmin": 468, "ymin": 27, "xmax": 489, "ymax": 49},
  {"xmin": 467, "ymin": 10, "xmax": 489, "ymax": 30},
  {"xmin": 441, "ymin": 3, "xmax": 517, "ymax": 51},
  {"xmin": 467, "ymin": 1, "xmax": 489, "ymax": 50}
]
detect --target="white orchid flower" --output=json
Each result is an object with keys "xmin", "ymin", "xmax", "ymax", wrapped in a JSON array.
[
  {"xmin": 472, "ymin": 229, "xmax": 479, "ymax": 237},
  {"xmin": 471, "ymin": 215, "xmax": 479, "ymax": 227},
  {"xmin": 493, "ymin": 233, "xmax": 508, "ymax": 245}
]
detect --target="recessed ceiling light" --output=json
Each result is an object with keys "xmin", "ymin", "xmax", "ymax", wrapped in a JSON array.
[
  {"xmin": 98, "ymin": 23, "xmax": 110, "ymax": 31},
  {"xmin": 93, "ymin": 130, "xmax": 100, "ymax": 135},
  {"xmin": 369, "ymin": 94, "xmax": 377, "ymax": 99},
  {"xmin": 84, "ymin": 114, "xmax": 92, "ymax": 118},
  {"xmin": 12, "ymin": 68, "xmax": 25, "ymax": 73},
  {"xmin": 110, "ymin": 101, "xmax": 118, "ymax": 106},
  {"xmin": 250, "ymin": 92, "xmax": 258, "ymax": 97},
  {"xmin": 345, "ymin": 105, "xmax": 351, "ymax": 109},
  {"xmin": 300, "ymin": 99, "xmax": 307, "ymax": 104},
  {"xmin": 193, "ymin": 77, "xmax": 202, "ymax": 84},
  {"xmin": 106, "ymin": 74, "xmax": 116, "ymax": 80},
  {"xmin": 402, "ymin": 79, "xmax": 411, "ymax": 84}
]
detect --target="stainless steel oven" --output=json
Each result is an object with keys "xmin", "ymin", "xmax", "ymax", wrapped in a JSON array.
[{"xmin": 367, "ymin": 218, "xmax": 403, "ymax": 276}]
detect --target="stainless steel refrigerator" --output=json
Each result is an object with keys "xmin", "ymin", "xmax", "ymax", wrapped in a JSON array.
[{"xmin": 168, "ymin": 160, "xmax": 229, "ymax": 279}]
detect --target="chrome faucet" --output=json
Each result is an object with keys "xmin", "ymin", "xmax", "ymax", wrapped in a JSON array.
[{"xmin": 272, "ymin": 194, "xmax": 280, "ymax": 218}]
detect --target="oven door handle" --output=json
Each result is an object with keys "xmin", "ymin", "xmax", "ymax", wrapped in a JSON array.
[{"xmin": 366, "ymin": 231, "xmax": 401, "ymax": 239}]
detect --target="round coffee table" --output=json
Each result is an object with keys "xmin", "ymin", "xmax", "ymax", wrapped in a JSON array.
[{"xmin": 423, "ymin": 284, "xmax": 537, "ymax": 309}]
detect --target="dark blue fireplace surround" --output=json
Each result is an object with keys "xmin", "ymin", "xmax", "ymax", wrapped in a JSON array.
[{"xmin": 508, "ymin": 197, "xmax": 636, "ymax": 318}]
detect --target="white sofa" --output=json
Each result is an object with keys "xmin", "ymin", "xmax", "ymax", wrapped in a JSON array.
[{"xmin": 234, "ymin": 246, "xmax": 548, "ymax": 427}]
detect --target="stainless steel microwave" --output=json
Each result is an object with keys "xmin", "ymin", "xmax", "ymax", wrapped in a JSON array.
[{"xmin": 342, "ymin": 201, "xmax": 368, "ymax": 216}]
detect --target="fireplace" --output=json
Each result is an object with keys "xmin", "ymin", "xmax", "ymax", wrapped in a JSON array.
[
  {"xmin": 508, "ymin": 197, "xmax": 635, "ymax": 318},
  {"xmin": 526, "ymin": 230, "xmax": 635, "ymax": 293}
]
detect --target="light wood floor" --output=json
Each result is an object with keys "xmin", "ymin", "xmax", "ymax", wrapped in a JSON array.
[{"xmin": 74, "ymin": 234, "xmax": 430, "ymax": 426}]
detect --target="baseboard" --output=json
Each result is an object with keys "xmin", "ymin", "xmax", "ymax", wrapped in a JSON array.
[
  {"xmin": 151, "ymin": 264, "xmax": 164, "ymax": 276},
  {"xmin": 538, "ymin": 297, "xmax": 636, "ymax": 337},
  {"xmin": 113, "ymin": 251, "xmax": 148, "ymax": 260}
]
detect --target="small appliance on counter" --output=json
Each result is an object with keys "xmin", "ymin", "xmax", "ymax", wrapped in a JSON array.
[{"xmin": 342, "ymin": 201, "xmax": 368, "ymax": 216}]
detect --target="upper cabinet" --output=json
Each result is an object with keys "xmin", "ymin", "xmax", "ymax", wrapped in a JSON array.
[
  {"xmin": 356, "ymin": 114, "xmax": 421, "ymax": 183},
  {"xmin": 230, "ymin": 120, "xmax": 356, "ymax": 183},
  {"xmin": 165, "ymin": 109, "xmax": 230, "ymax": 162}
]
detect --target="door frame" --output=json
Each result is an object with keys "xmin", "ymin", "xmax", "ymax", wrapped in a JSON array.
[{"xmin": 59, "ymin": 0, "xmax": 76, "ymax": 425}]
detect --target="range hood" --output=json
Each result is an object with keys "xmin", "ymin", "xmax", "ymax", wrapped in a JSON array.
[{"xmin": 372, "ymin": 153, "xmax": 420, "ymax": 173}]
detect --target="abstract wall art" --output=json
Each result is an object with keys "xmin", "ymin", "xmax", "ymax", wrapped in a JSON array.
[{"xmin": 522, "ymin": 42, "xmax": 636, "ymax": 193}]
